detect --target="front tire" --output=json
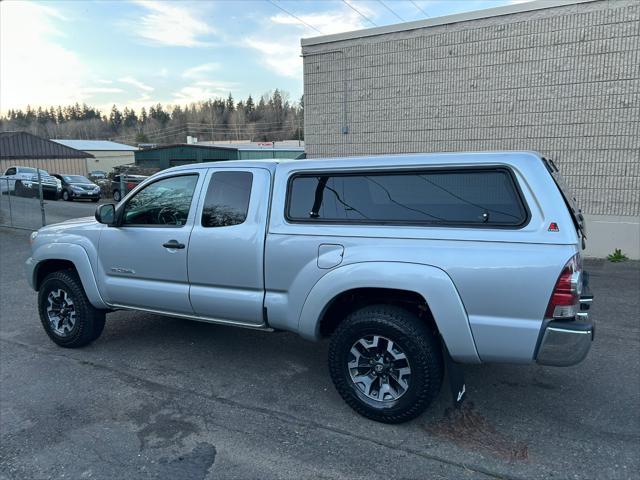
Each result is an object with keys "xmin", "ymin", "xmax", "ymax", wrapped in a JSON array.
[
  {"xmin": 112, "ymin": 190, "xmax": 121, "ymax": 202},
  {"xmin": 328, "ymin": 305, "xmax": 443, "ymax": 423},
  {"xmin": 38, "ymin": 270, "xmax": 106, "ymax": 348}
]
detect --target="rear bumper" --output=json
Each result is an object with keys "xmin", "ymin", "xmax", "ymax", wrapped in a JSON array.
[
  {"xmin": 536, "ymin": 271, "xmax": 595, "ymax": 367},
  {"xmin": 70, "ymin": 191, "xmax": 100, "ymax": 199},
  {"xmin": 536, "ymin": 316, "xmax": 594, "ymax": 366},
  {"xmin": 536, "ymin": 288, "xmax": 594, "ymax": 366},
  {"xmin": 25, "ymin": 184, "xmax": 59, "ymax": 193}
]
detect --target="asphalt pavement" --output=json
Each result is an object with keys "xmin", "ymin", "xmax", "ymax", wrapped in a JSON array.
[{"xmin": 0, "ymin": 224, "xmax": 638, "ymax": 479}]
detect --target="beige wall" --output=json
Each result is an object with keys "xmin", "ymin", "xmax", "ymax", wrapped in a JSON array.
[
  {"xmin": 302, "ymin": 0, "xmax": 639, "ymax": 258},
  {"xmin": 0, "ymin": 158, "xmax": 88, "ymax": 176},
  {"xmin": 583, "ymin": 215, "xmax": 640, "ymax": 259},
  {"xmin": 85, "ymin": 150, "xmax": 135, "ymax": 173}
]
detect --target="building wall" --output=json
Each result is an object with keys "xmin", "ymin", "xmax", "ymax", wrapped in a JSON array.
[
  {"xmin": 85, "ymin": 151, "xmax": 135, "ymax": 173},
  {"xmin": 302, "ymin": 0, "xmax": 639, "ymax": 258},
  {"xmin": 238, "ymin": 150, "xmax": 306, "ymax": 160},
  {"xmin": 135, "ymin": 146, "xmax": 305, "ymax": 169},
  {"xmin": 0, "ymin": 158, "xmax": 88, "ymax": 176},
  {"xmin": 136, "ymin": 146, "xmax": 239, "ymax": 169}
]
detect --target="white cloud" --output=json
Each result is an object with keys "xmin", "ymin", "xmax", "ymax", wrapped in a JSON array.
[
  {"xmin": 0, "ymin": 2, "xmax": 91, "ymax": 112},
  {"xmin": 82, "ymin": 87, "xmax": 124, "ymax": 94},
  {"xmin": 244, "ymin": 7, "xmax": 369, "ymax": 78},
  {"xmin": 182, "ymin": 62, "xmax": 221, "ymax": 79},
  {"xmin": 119, "ymin": 76, "xmax": 154, "ymax": 92},
  {"xmin": 269, "ymin": 10, "xmax": 369, "ymax": 35},
  {"xmin": 244, "ymin": 39, "xmax": 301, "ymax": 78},
  {"xmin": 131, "ymin": 0, "xmax": 215, "ymax": 47},
  {"xmin": 173, "ymin": 81, "xmax": 235, "ymax": 104}
]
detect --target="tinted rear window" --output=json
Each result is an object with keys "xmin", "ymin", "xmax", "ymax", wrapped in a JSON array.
[{"xmin": 287, "ymin": 169, "xmax": 528, "ymax": 227}]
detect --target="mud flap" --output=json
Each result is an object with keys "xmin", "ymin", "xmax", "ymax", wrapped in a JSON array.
[{"xmin": 443, "ymin": 343, "xmax": 466, "ymax": 407}]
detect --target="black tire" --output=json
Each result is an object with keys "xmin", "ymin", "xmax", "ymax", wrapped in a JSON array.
[
  {"xmin": 62, "ymin": 190, "xmax": 71, "ymax": 201},
  {"xmin": 38, "ymin": 269, "xmax": 106, "ymax": 348},
  {"xmin": 112, "ymin": 190, "xmax": 121, "ymax": 202},
  {"xmin": 91, "ymin": 198, "xmax": 99, "ymax": 203},
  {"xmin": 15, "ymin": 181, "xmax": 26, "ymax": 197},
  {"xmin": 328, "ymin": 305, "xmax": 443, "ymax": 423}
]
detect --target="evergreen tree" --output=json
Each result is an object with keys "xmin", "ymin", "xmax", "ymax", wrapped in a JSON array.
[{"xmin": 109, "ymin": 105, "xmax": 123, "ymax": 131}]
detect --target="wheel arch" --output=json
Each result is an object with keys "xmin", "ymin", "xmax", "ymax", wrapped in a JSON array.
[
  {"xmin": 298, "ymin": 262, "xmax": 480, "ymax": 363},
  {"xmin": 29, "ymin": 243, "xmax": 108, "ymax": 309}
]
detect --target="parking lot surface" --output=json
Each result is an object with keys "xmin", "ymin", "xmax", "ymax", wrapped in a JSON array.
[
  {"xmin": 0, "ymin": 195, "xmax": 107, "ymax": 230},
  {"xmin": 1, "ymin": 225, "xmax": 638, "ymax": 480}
]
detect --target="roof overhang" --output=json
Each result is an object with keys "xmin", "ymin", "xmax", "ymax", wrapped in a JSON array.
[{"xmin": 301, "ymin": 0, "xmax": 597, "ymax": 47}]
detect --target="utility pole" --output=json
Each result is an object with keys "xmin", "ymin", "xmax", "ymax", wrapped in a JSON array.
[{"xmin": 36, "ymin": 167, "xmax": 46, "ymax": 226}]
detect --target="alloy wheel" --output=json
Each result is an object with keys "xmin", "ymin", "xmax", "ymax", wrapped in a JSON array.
[
  {"xmin": 46, "ymin": 288, "xmax": 77, "ymax": 337},
  {"xmin": 348, "ymin": 335, "xmax": 411, "ymax": 401}
]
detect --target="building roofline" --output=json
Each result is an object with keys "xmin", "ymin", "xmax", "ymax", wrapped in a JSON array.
[
  {"xmin": 301, "ymin": 0, "xmax": 597, "ymax": 47},
  {"xmin": 136, "ymin": 143, "xmax": 304, "ymax": 153},
  {"xmin": 51, "ymin": 139, "xmax": 137, "ymax": 151}
]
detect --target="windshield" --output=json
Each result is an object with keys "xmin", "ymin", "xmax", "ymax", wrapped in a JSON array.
[
  {"xmin": 64, "ymin": 175, "xmax": 91, "ymax": 183},
  {"xmin": 22, "ymin": 168, "xmax": 49, "ymax": 175}
]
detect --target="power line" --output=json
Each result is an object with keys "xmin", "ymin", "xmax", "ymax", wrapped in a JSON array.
[
  {"xmin": 266, "ymin": 0, "xmax": 324, "ymax": 34},
  {"xmin": 342, "ymin": 0, "xmax": 377, "ymax": 27},
  {"xmin": 377, "ymin": 0, "xmax": 405, "ymax": 22},
  {"xmin": 409, "ymin": 0, "xmax": 430, "ymax": 18}
]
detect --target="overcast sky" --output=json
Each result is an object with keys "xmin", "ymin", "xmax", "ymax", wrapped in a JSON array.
[{"xmin": 1, "ymin": 0, "xmax": 524, "ymax": 114}]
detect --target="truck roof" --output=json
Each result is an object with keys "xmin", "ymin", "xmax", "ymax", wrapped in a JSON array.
[{"xmin": 163, "ymin": 151, "xmax": 543, "ymax": 175}]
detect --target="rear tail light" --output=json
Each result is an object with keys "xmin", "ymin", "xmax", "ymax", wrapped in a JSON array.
[
  {"xmin": 126, "ymin": 182, "xmax": 136, "ymax": 191},
  {"xmin": 545, "ymin": 254, "xmax": 583, "ymax": 319}
]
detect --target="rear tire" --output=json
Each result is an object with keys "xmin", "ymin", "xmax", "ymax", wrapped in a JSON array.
[
  {"xmin": 328, "ymin": 304, "xmax": 443, "ymax": 423},
  {"xmin": 62, "ymin": 190, "xmax": 71, "ymax": 201},
  {"xmin": 15, "ymin": 181, "xmax": 27, "ymax": 197},
  {"xmin": 38, "ymin": 269, "xmax": 106, "ymax": 348}
]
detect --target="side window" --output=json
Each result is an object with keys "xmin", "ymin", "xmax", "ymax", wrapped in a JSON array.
[
  {"xmin": 5, "ymin": 168, "xmax": 16, "ymax": 175},
  {"xmin": 201, "ymin": 171, "xmax": 253, "ymax": 227},
  {"xmin": 122, "ymin": 174, "xmax": 198, "ymax": 226},
  {"xmin": 287, "ymin": 169, "xmax": 528, "ymax": 227}
]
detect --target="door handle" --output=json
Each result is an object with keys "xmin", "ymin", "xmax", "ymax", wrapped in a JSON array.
[{"xmin": 163, "ymin": 240, "xmax": 185, "ymax": 249}]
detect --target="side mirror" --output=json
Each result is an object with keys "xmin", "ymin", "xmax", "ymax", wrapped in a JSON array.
[{"xmin": 95, "ymin": 203, "xmax": 116, "ymax": 225}]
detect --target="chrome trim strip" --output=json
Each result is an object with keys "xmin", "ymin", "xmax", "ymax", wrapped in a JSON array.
[{"xmin": 109, "ymin": 304, "xmax": 273, "ymax": 331}]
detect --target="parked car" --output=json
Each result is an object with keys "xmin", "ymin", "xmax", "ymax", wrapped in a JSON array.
[
  {"xmin": 111, "ymin": 174, "xmax": 147, "ymax": 202},
  {"xmin": 26, "ymin": 152, "xmax": 594, "ymax": 423},
  {"xmin": 52, "ymin": 174, "xmax": 101, "ymax": 202},
  {"xmin": 0, "ymin": 166, "xmax": 61, "ymax": 199},
  {"xmin": 88, "ymin": 170, "xmax": 107, "ymax": 180}
]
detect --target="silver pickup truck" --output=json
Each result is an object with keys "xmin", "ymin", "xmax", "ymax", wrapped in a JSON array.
[{"xmin": 26, "ymin": 152, "xmax": 594, "ymax": 423}]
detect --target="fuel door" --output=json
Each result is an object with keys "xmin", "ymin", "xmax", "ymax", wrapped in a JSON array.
[{"xmin": 318, "ymin": 244, "xmax": 344, "ymax": 269}]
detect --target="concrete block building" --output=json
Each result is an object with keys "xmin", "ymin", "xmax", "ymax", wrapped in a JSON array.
[{"xmin": 301, "ymin": 0, "xmax": 639, "ymax": 258}]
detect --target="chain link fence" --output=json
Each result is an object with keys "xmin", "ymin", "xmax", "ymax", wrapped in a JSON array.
[{"xmin": 0, "ymin": 177, "xmax": 48, "ymax": 230}]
